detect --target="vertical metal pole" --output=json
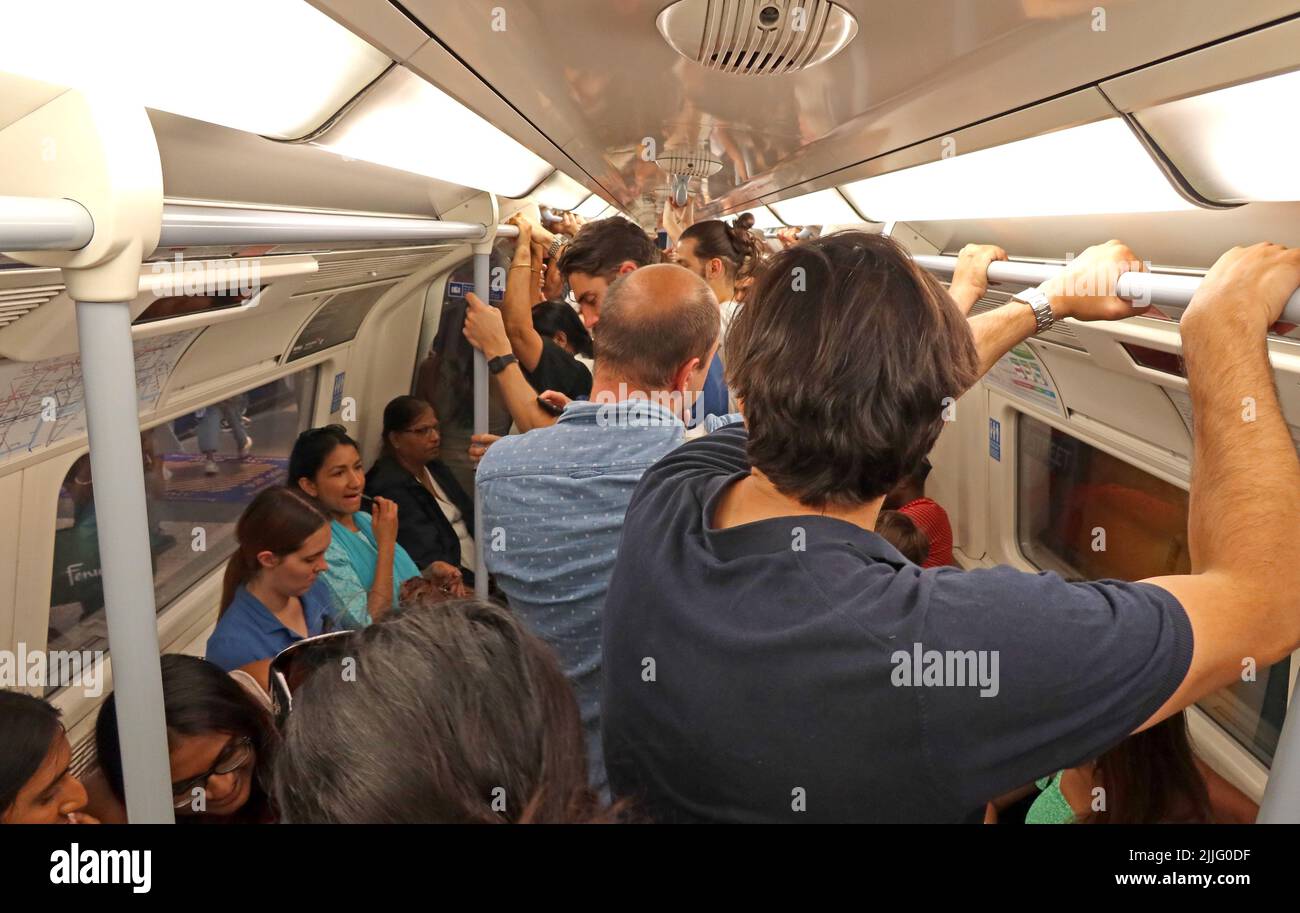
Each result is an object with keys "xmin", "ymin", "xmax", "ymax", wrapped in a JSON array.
[
  {"xmin": 1258, "ymin": 702, "xmax": 1300, "ymax": 822},
  {"xmin": 472, "ymin": 249, "xmax": 490, "ymax": 598},
  {"xmin": 75, "ymin": 299, "xmax": 175, "ymax": 824}
]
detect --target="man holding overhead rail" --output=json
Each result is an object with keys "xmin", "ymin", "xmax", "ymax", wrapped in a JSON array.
[{"xmin": 601, "ymin": 233, "xmax": 1300, "ymax": 822}]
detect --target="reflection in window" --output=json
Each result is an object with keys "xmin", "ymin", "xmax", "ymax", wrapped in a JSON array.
[
  {"xmin": 1016, "ymin": 413, "xmax": 1288, "ymax": 766},
  {"xmin": 47, "ymin": 370, "xmax": 319, "ymax": 690},
  {"xmin": 414, "ymin": 244, "xmax": 515, "ymax": 495},
  {"xmin": 134, "ymin": 291, "xmax": 250, "ymax": 325}
]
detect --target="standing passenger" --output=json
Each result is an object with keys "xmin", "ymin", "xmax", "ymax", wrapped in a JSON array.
[
  {"xmin": 883, "ymin": 458, "xmax": 956, "ymax": 568},
  {"xmin": 473, "ymin": 263, "xmax": 719, "ymax": 791},
  {"xmin": 674, "ymin": 218, "xmax": 765, "ymax": 343},
  {"xmin": 205, "ymin": 487, "xmax": 335, "ymax": 689},
  {"xmin": 288, "ymin": 425, "xmax": 425, "ymax": 628},
  {"xmin": 601, "ymin": 234, "xmax": 1300, "ymax": 822}
]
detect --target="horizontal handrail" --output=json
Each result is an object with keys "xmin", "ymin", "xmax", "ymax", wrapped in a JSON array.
[
  {"xmin": 0, "ymin": 195, "xmax": 94, "ymax": 251},
  {"xmin": 913, "ymin": 253, "xmax": 1300, "ymax": 324}
]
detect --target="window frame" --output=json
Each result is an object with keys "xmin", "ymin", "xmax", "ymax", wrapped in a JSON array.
[
  {"xmin": 42, "ymin": 355, "xmax": 331, "ymax": 734},
  {"xmin": 999, "ymin": 397, "xmax": 1286, "ymax": 795}
]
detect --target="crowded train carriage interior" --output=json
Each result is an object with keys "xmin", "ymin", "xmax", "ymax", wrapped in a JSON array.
[{"xmin": 1, "ymin": 0, "xmax": 1300, "ymax": 832}]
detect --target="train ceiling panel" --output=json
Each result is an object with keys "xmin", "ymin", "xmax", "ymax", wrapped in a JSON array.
[{"xmin": 392, "ymin": 0, "xmax": 1300, "ymax": 215}]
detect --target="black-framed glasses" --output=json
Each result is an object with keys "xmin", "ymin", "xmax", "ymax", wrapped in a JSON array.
[
  {"xmin": 170, "ymin": 736, "xmax": 254, "ymax": 808},
  {"xmin": 269, "ymin": 631, "xmax": 358, "ymax": 730}
]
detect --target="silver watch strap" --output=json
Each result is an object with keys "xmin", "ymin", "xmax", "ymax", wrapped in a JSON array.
[{"xmin": 1012, "ymin": 286, "xmax": 1055, "ymax": 334}]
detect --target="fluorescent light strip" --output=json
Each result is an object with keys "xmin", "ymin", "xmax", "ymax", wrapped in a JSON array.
[
  {"xmin": 316, "ymin": 67, "xmax": 554, "ymax": 198},
  {"xmin": 1134, "ymin": 69, "xmax": 1300, "ymax": 203},
  {"xmin": 0, "ymin": 0, "xmax": 390, "ymax": 140},
  {"xmin": 768, "ymin": 189, "xmax": 862, "ymax": 226},
  {"xmin": 840, "ymin": 119, "xmax": 1195, "ymax": 221},
  {"xmin": 575, "ymin": 195, "xmax": 614, "ymax": 219},
  {"xmin": 532, "ymin": 171, "xmax": 592, "ymax": 211}
]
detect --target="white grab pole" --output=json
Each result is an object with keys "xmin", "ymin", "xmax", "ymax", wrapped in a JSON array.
[
  {"xmin": 0, "ymin": 195, "xmax": 94, "ymax": 251},
  {"xmin": 912, "ymin": 254, "xmax": 1300, "ymax": 324},
  {"xmin": 75, "ymin": 299, "xmax": 175, "ymax": 824}
]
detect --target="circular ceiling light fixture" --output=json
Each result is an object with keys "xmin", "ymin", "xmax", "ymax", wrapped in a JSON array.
[{"xmin": 657, "ymin": 0, "xmax": 859, "ymax": 76}]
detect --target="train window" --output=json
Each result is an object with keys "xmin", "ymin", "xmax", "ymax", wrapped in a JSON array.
[
  {"xmin": 414, "ymin": 248, "xmax": 516, "ymax": 494},
  {"xmin": 134, "ymin": 291, "xmax": 251, "ymax": 324},
  {"xmin": 45, "ymin": 369, "xmax": 319, "ymax": 692},
  {"xmin": 1016, "ymin": 413, "xmax": 1288, "ymax": 766}
]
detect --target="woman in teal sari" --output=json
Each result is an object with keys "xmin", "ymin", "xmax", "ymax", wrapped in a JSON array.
[{"xmin": 289, "ymin": 426, "xmax": 463, "ymax": 629}]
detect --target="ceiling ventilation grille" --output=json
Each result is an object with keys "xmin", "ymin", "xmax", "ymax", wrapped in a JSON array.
[
  {"xmin": 0, "ymin": 283, "xmax": 64, "ymax": 328},
  {"xmin": 657, "ymin": 0, "xmax": 858, "ymax": 75}
]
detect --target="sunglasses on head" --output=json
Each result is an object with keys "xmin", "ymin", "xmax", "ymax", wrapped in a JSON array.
[{"xmin": 268, "ymin": 631, "xmax": 358, "ymax": 730}]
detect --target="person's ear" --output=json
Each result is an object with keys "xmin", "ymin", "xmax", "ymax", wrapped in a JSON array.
[
  {"xmin": 296, "ymin": 476, "xmax": 319, "ymax": 499},
  {"xmin": 553, "ymin": 330, "xmax": 569, "ymax": 351},
  {"xmin": 616, "ymin": 260, "xmax": 638, "ymax": 276},
  {"xmin": 710, "ymin": 258, "xmax": 725, "ymax": 280},
  {"xmin": 671, "ymin": 357, "xmax": 702, "ymax": 394},
  {"xmin": 256, "ymin": 550, "xmax": 280, "ymax": 571}
]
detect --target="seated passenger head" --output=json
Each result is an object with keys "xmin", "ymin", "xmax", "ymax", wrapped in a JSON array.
[
  {"xmin": 874, "ymin": 510, "xmax": 931, "ymax": 566},
  {"xmin": 558, "ymin": 217, "xmax": 660, "ymax": 327},
  {"xmin": 379, "ymin": 396, "xmax": 440, "ymax": 467},
  {"xmin": 288, "ymin": 425, "xmax": 365, "ymax": 519},
  {"xmin": 593, "ymin": 264, "xmax": 719, "ymax": 418},
  {"xmin": 96, "ymin": 654, "xmax": 276, "ymax": 821},
  {"xmin": 532, "ymin": 300, "xmax": 594, "ymax": 359},
  {"xmin": 727, "ymin": 231, "xmax": 979, "ymax": 508},
  {"xmin": 676, "ymin": 219, "xmax": 764, "ymax": 293},
  {"xmin": 1090, "ymin": 713, "xmax": 1211, "ymax": 823},
  {"xmin": 221, "ymin": 487, "xmax": 330, "ymax": 613},
  {"xmin": 272, "ymin": 597, "xmax": 609, "ymax": 823},
  {"xmin": 0, "ymin": 692, "xmax": 90, "ymax": 824}
]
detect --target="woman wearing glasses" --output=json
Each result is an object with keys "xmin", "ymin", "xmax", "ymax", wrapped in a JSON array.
[
  {"xmin": 92, "ymin": 654, "xmax": 277, "ymax": 823},
  {"xmin": 365, "ymin": 396, "xmax": 476, "ymax": 590},
  {"xmin": 0, "ymin": 692, "xmax": 98, "ymax": 824}
]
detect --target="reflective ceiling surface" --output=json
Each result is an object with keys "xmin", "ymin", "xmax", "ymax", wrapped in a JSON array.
[{"xmin": 403, "ymin": 0, "xmax": 1297, "ymax": 215}]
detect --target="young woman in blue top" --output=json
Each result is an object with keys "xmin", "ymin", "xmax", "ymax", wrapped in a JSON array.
[
  {"xmin": 206, "ymin": 487, "xmax": 335, "ymax": 690},
  {"xmin": 288, "ymin": 425, "xmax": 422, "ymax": 629}
]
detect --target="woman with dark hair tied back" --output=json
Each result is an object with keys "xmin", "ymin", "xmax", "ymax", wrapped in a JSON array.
[
  {"xmin": 93, "ymin": 654, "xmax": 278, "ymax": 823},
  {"xmin": 205, "ymin": 487, "xmax": 336, "ymax": 689},
  {"xmin": 365, "ymin": 396, "xmax": 477, "ymax": 586},
  {"xmin": 0, "ymin": 692, "xmax": 97, "ymax": 824},
  {"xmin": 675, "ymin": 217, "xmax": 767, "ymax": 343},
  {"xmin": 272, "ymin": 597, "xmax": 619, "ymax": 823},
  {"xmin": 288, "ymin": 425, "xmax": 438, "ymax": 629},
  {"xmin": 532, "ymin": 299, "xmax": 594, "ymax": 364}
]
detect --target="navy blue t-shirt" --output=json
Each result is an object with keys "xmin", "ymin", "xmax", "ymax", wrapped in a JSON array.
[{"xmin": 601, "ymin": 426, "xmax": 1194, "ymax": 823}]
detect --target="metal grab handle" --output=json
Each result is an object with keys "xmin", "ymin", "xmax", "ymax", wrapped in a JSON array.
[{"xmin": 913, "ymin": 254, "xmax": 1300, "ymax": 324}]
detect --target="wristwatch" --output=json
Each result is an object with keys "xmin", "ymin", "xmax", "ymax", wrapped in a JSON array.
[
  {"xmin": 546, "ymin": 236, "xmax": 567, "ymax": 259},
  {"xmin": 487, "ymin": 353, "xmax": 518, "ymax": 375},
  {"xmin": 1011, "ymin": 285, "xmax": 1056, "ymax": 334}
]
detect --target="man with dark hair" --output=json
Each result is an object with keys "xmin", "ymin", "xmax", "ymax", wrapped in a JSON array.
[
  {"xmin": 556, "ymin": 216, "xmax": 660, "ymax": 328},
  {"xmin": 602, "ymin": 232, "xmax": 1300, "ymax": 822},
  {"xmin": 475, "ymin": 263, "xmax": 719, "ymax": 792}
]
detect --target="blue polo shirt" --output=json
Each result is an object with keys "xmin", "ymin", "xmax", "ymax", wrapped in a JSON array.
[
  {"xmin": 205, "ymin": 577, "xmax": 335, "ymax": 673},
  {"xmin": 476, "ymin": 397, "xmax": 685, "ymax": 792},
  {"xmin": 601, "ymin": 425, "xmax": 1194, "ymax": 822}
]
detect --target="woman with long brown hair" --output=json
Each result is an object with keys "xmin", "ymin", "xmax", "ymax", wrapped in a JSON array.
[
  {"xmin": 205, "ymin": 486, "xmax": 335, "ymax": 690},
  {"xmin": 271, "ymin": 597, "xmax": 620, "ymax": 823}
]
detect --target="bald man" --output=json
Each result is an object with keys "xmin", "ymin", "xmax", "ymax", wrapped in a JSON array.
[{"xmin": 474, "ymin": 264, "xmax": 722, "ymax": 793}]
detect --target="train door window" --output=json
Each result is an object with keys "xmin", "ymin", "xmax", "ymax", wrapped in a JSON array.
[
  {"xmin": 415, "ymin": 243, "xmax": 515, "ymax": 494},
  {"xmin": 1016, "ymin": 412, "xmax": 1288, "ymax": 766},
  {"xmin": 46, "ymin": 368, "xmax": 319, "ymax": 691}
]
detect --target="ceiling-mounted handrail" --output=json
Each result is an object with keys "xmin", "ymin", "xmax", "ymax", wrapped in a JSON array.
[
  {"xmin": 913, "ymin": 253, "xmax": 1300, "ymax": 324},
  {"xmin": 0, "ymin": 195, "xmax": 95, "ymax": 251},
  {"xmin": 158, "ymin": 203, "xmax": 495, "ymax": 248}
]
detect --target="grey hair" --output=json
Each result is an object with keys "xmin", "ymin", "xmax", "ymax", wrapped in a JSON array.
[{"xmin": 270, "ymin": 598, "xmax": 603, "ymax": 823}]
